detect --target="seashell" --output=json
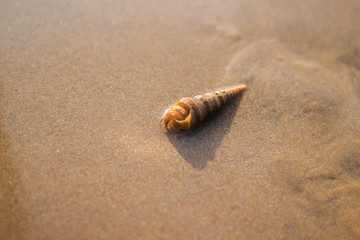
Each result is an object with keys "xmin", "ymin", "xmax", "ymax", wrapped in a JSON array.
[{"xmin": 160, "ymin": 84, "xmax": 247, "ymax": 132}]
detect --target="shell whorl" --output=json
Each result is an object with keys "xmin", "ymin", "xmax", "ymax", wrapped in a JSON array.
[{"xmin": 161, "ymin": 85, "xmax": 246, "ymax": 132}]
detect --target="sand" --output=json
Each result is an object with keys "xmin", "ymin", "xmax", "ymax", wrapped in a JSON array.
[{"xmin": 1, "ymin": 0, "xmax": 360, "ymax": 239}]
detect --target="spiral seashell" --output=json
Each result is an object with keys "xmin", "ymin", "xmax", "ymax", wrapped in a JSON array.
[{"xmin": 160, "ymin": 84, "xmax": 247, "ymax": 132}]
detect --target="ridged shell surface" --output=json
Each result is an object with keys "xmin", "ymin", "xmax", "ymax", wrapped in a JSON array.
[{"xmin": 161, "ymin": 85, "xmax": 247, "ymax": 132}]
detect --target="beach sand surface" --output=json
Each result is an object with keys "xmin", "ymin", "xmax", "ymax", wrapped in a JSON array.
[{"xmin": 1, "ymin": 0, "xmax": 360, "ymax": 239}]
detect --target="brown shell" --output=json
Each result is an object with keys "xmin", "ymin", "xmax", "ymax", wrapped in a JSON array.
[{"xmin": 160, "ymin": 85, "xmax": 247, "ymax": 132}]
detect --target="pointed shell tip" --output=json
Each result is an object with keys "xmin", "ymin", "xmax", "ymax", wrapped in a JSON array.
[{"xmin": 232, "ymin": 84, "xmax": 247, "ymax": 94}]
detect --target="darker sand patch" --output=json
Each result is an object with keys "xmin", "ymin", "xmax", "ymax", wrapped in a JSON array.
[
  {"xmin": 0, "ymin": 91, "xmax": 25, "ymax": 240},
  {"xmin": 340, "ymin": 150, "xmax": 360, "ymax": 179},
  {"xmin": 337, "ymin": 48, "xmax": 360, "ymax": 71},
  {"xmin": 269, "ymin": 156, "xmax": 360, "ymax": 239}
]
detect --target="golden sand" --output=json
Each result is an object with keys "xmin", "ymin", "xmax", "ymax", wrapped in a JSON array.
[{"xmin": 1, "ymin": 0, "xmax": 360, "ymax": 239}]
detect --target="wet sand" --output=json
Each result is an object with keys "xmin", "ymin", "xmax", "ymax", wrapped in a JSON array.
[{"xmin": 1, "ymin": 0, "xmax": 360, "ymax": 239}]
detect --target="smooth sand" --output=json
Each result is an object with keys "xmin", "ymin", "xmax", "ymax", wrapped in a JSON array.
[{"xmin": 1, "ymin": 0, "xmax": 360, "ymax": 239}]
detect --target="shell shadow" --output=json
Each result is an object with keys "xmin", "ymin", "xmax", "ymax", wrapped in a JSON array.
[{"xmin": 166, "ymin": 91, "xmax": 245, "ymax": 169}]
